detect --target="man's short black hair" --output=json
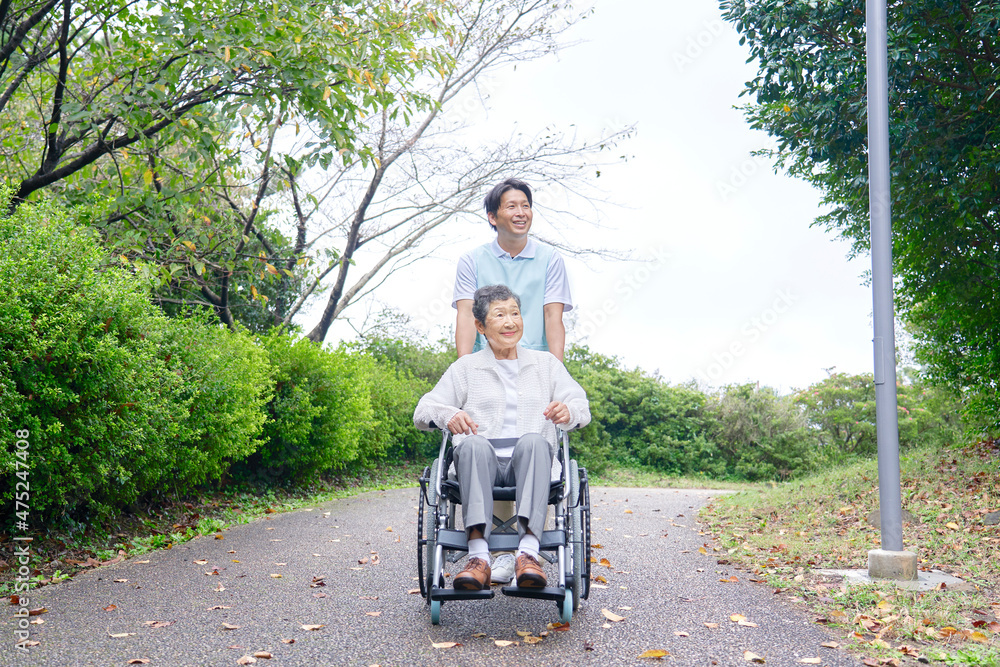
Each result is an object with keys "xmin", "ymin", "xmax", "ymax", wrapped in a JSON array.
[{"xmin": 483, "ymin": 178, "xmax": 533, "ymax": 230}]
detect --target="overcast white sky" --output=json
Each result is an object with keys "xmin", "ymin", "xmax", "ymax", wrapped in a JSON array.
[{"xmin": 319, "ymin": 0, "xmax": 878, "ymax": 394}]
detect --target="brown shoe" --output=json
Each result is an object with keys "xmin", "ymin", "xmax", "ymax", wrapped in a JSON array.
[
  {"xmin": 515, "ymin": 553, "xmax": 546, "ymax": 588},
  {"xmin": 454, "ymin": 557, "xmax": 491, "ymax": 591}
]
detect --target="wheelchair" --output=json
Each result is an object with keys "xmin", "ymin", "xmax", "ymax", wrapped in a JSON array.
[{"xmin": 417, "ymin": 426, "xmax": 591, "ymax": 625}]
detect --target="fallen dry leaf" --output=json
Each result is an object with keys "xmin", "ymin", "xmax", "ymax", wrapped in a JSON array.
[
  {"xmin": 281, "ymin": 638, "xmax": 295, "ymax": 644},
  {"xmin": 739, "ymin": 619, "xmax": 759, "ymax": 628},
  {"xmin": 252, "ymin": 652, "xmax": 272, "ymax": 659},
  {"xmin": 602, "ymin": 608, "xmax": 625, "ymax": 622},
  {"xmin": 127, "ymin": 661, "xmax": 150, "ymax": 665},
  {"xmin": 821, "ymin": 641, "xmax": 839, "ymax": 649},
  {"xmin": 207, "ymin": 605, "xmax": 231, "ymax": 610},
  {"xmin": 366, "ymin": 612, "xmax": 381, "ymax": 617},
  {"xmin": 599, "ymin": 558, "xmax": 612, "ymax": 568},
  {"xmin": 193, "ymin": 559, "xmax": 208, "ymax": 565},
  {"xmin": 236, "ymin": 657, "xmax": 256, "ymax": 665},
  {"xmin": 431, "ymin": 641, "xmax": 461, "ymax": 649},
  {"xmin": 731, "ymin": 614, "xmax": 747, "ymax": 623},
  {"xmin": 798, "ymin": 659, "xmax": 822, "ymax": 665},
  {"xmin": 114, "ymin": 579, "xmax": 128, "ymax": 583},
  {"xmin": 494, "ymin": 640, "xmax": 517, "ymax": 647},
  {"xmin": 524, "ymin": 636, "xmax": 543, "ymax": 644},
  {"xmin": 547, "ymin": 622, "xmax": 570, "ymax": 632},
  {"xmin": 27, "ymin": 608, "xmax": 47, "ymax": 616},
  {"xmin": 269, "ymin": 574, "xmax": 282, "ymax": 579},
  {"xmin": 144, "ymin": 621, "xmax": 172, "ymax": 628},
  {"xmin": 301, "ymin": 624, "xmax": 324, "ymax": 631},
  {"xmin": 109, "ymin": 632, "xmax": 135, "ymax": 638},
  {"xmin": 103, "ymin": 604, "xmax": 117, "ymax": 612},
  {"xmin": 744, "ymin": 650, "xmax": 765, "ymax": 663},
  {"xmin": 638, "ymin": 649, "xmax": 670, "ymax": 659},
  {"xmin": 704, "ymin": 622, "xmax": 719, "ymax": 628},
  {"xmin": 674, "ymin": 630, "xmax": 690, "ymax": 637},
  {"xmin": 222, "ymin": 623, "xmax": 240, "ymax": 630},
  {"xmin": 407, "ymin": 588, "xmax": 420, "ymax": 595}
]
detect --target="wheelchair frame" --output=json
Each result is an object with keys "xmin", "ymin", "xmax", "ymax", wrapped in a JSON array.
[{"xmin": 417, "ymin": 428, "xmax": 591, "ymax": 625}]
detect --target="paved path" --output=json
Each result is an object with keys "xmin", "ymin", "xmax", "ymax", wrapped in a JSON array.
[{"xmin": 4, "ymin": 487, "xmax": 861, "ymax": 666}]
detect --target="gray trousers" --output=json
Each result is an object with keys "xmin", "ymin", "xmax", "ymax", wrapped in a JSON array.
[{"xmin": 452, "ymin": 433, "xmax": 552, "ymax": 542}]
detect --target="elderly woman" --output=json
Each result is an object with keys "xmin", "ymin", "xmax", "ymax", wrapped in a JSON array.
[{"xmin": 414, "ymin": 284, "xmax": 591, "ymax": 591}]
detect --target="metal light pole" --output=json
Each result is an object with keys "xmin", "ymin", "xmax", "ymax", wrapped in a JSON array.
[{"xmin": 865, "ymin": 0, "xmax": 917, "ymax": 580}]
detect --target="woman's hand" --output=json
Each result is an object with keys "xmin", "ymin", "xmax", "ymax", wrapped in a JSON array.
[
  {"xmin": 543, "ymin": 401, "xmax": 570, "ymax": 425},
  {"xmin": 447, "ymin": 411, "xmax": 478, "ymax": 435}
]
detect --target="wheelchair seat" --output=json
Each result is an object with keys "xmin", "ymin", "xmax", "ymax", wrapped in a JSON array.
[
  {"xmin": 438, "ymin": 441, "xmax": 564, "ymax": 504},
  {"xmin": 440, "ymin": 478, "xmax": 564, "ymax": 504}
]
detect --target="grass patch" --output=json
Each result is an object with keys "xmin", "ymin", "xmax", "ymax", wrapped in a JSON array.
[
  {"xmin": 0, "ymin": 460, "xmax": 426, "ymax": 595},
  {"xmin": 589, "ymin": 464, "xmax": 757, "ymax": 491},
  {"xmin": 700, "ymin": 440, "xmax": 1000, "ymax": 665}
]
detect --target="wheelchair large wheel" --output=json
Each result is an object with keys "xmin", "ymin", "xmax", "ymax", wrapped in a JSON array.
[
  {"xmin": 420, "ymin": 457, "xmax": 440, "ymax": 602},
  {"xmin": 568, "ymin": 459, "xmax": 583, "ymax": 611}
]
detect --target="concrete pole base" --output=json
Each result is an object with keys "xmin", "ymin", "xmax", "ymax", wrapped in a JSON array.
[{"xmin": 868, "ymin": 549, "xmax": 918, "ymax": 581}]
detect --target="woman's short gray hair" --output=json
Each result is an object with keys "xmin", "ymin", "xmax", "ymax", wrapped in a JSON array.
[{"xmin": 472, "ymin": 284, "xmax": 521, "ymax": 325}]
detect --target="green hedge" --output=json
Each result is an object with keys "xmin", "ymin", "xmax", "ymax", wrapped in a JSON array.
[
  {"xmin": 0, "ymin": 199, "xmax": 183, "ymax": 520},
  {"xmin": 0, "ymin": 198, "xmax": 276, "ymax": 524},
  {"xmin": 159, "ymin": 310, "xmax": 273, "ymax": 488}
]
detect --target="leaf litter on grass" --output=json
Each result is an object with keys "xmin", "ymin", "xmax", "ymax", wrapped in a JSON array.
[{"xmin": 701, "ymin": 440, "xmax": 1000, "ymax": 662}]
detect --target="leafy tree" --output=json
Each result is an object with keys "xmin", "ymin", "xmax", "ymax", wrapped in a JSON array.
[
  {"xmin": 265, "ymin": 0, "xmax": 632, "ymax": 342},
  {"xmin": 704, "ymin": 384, "xmax": 815, "ymax": 481},
  {"xmin": 564, "ymin": 345, "xmax": 711, "ymax": 475},
  {"xmin": 1, "ymin": 0, "xmax": 448, "ymax": 327},
  {"xmin": 720, "ymin": 0, "xmax": 1000, "ymax": 434},
  {"xmin": 794, "ymin": 370, "xmax": 963, "ymax": 464}
]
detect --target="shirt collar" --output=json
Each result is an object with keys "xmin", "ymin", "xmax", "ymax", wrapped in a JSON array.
[
  {"xmin": 491, "ymin": 237, "xmax": 537, "ymax": 260},
  {"xmin": 472, "ymin": 345, "xmax": 537, "ymax": 368}
]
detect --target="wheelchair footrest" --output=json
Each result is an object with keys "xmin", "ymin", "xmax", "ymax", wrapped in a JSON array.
[
  {"xmin": 429, "ymin": 588, "xmax": 495, "ymax": 602},
  {"xmin": 500, "ymin": 585, "xmax": 568, "ymax": 601}
]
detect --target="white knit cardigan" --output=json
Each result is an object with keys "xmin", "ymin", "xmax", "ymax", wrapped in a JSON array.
[{"xmin": 413, "ymin": 346, "xmax": 591, "ymax": 456}]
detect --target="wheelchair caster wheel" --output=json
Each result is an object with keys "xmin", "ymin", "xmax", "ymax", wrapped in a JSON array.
[
  {"xmin": 431, "ymin": 599, "xmax": 441, "ymax": 625},
  {"xmin": 560, "ymin": 591, "xmax": 573, "ymax": 624}
]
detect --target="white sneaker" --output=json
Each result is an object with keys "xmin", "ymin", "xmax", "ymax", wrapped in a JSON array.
[{"xmin": 490, "ymin": 553, "xmax": 516, "ymax": 584}]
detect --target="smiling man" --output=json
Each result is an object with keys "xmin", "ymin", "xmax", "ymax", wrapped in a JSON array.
[{"xmin": 453, "ymin": 178, "xmax": 574, "ymax": 361}]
